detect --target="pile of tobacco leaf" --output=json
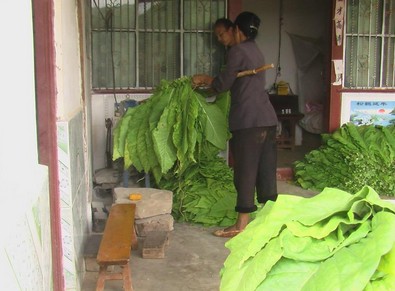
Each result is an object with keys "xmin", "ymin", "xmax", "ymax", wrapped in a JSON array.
[
  {"xmin": 113, "ymin": 77, "xmax": 240, "ymax": 226},
  {"xmin": 220, "ymin": 186, "xmax": 395, "ymax": 290},
  {"xmin": 294, "ymin": 123, "xmax": 395, "ymax": 197}
]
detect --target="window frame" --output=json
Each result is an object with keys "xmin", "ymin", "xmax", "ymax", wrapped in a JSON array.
[
  {"xmin": 90, "ymin": 0, "xmax": 228, "ymax": 93},
  {"xmin": 343, "ymin": 0, "xmax": 395, "ymax": 89}
]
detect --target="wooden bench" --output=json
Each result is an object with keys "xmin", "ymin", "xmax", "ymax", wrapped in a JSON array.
[{"xmin": 96, "ymin": 203, "xmax": 138, "ymax": 291}]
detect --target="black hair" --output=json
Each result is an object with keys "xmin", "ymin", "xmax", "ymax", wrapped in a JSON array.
[
  {"xmin": 234, "ymin": 12, "xmax": 260, "ymax": 39},
  {"xmin": 214, "ymin": 18, "xmax": 234, "ymax": 30}
]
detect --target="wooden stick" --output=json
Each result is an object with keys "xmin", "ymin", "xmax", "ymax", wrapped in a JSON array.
[{"xmin": 236, "ymin": 63, "xmax": 274, "ymax": 78}]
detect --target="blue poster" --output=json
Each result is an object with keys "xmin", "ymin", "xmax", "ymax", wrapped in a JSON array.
[{"xmin": 350, "ymin": 101, "xmax": 395, "ymax": 126}]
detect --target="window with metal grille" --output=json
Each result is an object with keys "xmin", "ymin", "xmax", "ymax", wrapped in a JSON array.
[
  {"xmin": 91, "ymin": 0, "xmax": 227, "ymax": 91},
  {"xmin": 344, "ymin": 0, "xmax": 395, "ymax": 88}
]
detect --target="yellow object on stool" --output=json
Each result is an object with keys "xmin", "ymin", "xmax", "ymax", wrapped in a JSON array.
[{"xmin": 129, "ymin": 193, "xmax": 142, "ymax": 201}]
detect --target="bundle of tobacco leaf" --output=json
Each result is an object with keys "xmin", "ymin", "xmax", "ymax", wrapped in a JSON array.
[{"xmin": 113, "ymin": 77, "xmax": 241, "ymax": 225}]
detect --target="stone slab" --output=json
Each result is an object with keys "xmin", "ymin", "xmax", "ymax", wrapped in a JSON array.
[
  {"xmin": 94, "ymin": 168, "xmax": 121, "ymax": 185},
  {"xmin": 113, "ymin": 187, "xmax": 173, "ymax": 219},
  {"xmin": 135, "ymin": 214, "xmax": 174, "ymax": 237}
]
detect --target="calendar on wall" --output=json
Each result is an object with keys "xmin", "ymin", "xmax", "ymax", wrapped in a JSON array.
[{"xmin": 341, "ymin": 93, "xmax": 395, "ymax": 127}]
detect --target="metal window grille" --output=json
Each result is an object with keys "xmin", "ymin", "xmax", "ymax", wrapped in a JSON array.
[
  {"xmin": 91, "ymin": 0, "xmax": 227, "ymax": 91},
  {"xmin": 344, "ymin": 0, "xmax": 395, "ymax": 88}
]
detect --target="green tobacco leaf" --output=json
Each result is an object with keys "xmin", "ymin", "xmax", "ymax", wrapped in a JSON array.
[
  {"xmin": 345, "ymin": 123, "xmax": 368, "ymax": 151},
  {"xmin": 286, "ymin": 210, "xmax": 369, "ymax": 240},
  {"xmin": 221, "ymin": 237, "xmax": 284, "ymax": 291},
  {"xmin": 136, "ymin": 103, "xmax": 152, "ymax": 173},
  {"xmin": 223, "ymin": 199, "xmax": 289, "ymax": 268},
  {"xmin": 171, "ymin": 89, "xmax": 188, "ymax": 173},
  {"xmin": 294, "ymin": 124, "xmax": 395, "ymax": 196},
  {"xmin": 113, "ymin": 107, "xmax": 135, "ymax": 160},
  {"xmin": 377, "ymin": 243, "xmax": 395, "ymax": 275},
  {"xmin": 365, "ymin": 245, "xmax": 395, "ymax": 291},
  {"xmin": 214, "ymin": 91, "xmax": 231, "ymax": 119},
  {"xmin": 124, "ymin": 109, "xmax": 145, "ymax": 171},
  {"xmin": 186, "ymin": 93, "xmax": 199, "ymax": 163},
  {"xmin": 382, "ymin": 126, "xmax": 395, "ymax": 151},
  {"xmin": 152, "ymin": 105, "xmax": 177, "ymax": 175},
  {"xmin": 176, "ymin": 87, "xmax": 200, "ymax": 174},
  {"xmin": 208, "ymin": 192, "xmax": 237, "ymax": 217},
  {"xmin": 220, "ymin": 187, "xmax": 395, "ymax": 291},
  {"xmin": 365, "ymin": 274, "xmax": 395, "ymax": 291},
  {"xmin": 256, "ymin": 258, "xmax": 319, "ymax": 291},
  {"xmin": 196, "ymin": 95, "xmax": 228, "ymax": 150},
  {"xmin": 281, "ymin": 221, "xmax": 372, "ymax": 262},
  {"xmin": 113, "ymin": 77, "xmax": 235, "ymax": 225},
  {"xmin": 301, "ymin": 212, "xmax": 395, "ymax": 291}
]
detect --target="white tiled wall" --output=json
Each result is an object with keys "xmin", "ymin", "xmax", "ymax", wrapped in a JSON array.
[{"xmin": 57, "ymin": 111, "xmax": 90, "ymax": 290}]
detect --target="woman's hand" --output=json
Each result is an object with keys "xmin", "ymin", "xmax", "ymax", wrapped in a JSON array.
[{"xmin": 192, "ymin": 74, "xmax": 214, "ymax": 87}]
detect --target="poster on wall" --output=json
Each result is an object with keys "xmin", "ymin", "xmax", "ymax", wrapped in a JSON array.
[{"xmin": 341, "ymin": 93, "xmax": 395, "ymax": 126}]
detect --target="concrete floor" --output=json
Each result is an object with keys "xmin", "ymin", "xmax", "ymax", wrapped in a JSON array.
[
  {"xmin": 82, "ymin": 180, "xmax": 318, "ymax": 291},
  {"xmin": 83, "ymin": 130, "xmax": 321, "ymax": 290}
]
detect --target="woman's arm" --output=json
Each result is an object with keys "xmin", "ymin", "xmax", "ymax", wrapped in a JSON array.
[{"xmin": 192, "ymin": 44, "xmax": 244, "ymax": 90}]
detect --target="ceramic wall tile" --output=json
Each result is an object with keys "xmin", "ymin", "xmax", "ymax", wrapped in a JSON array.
[{"xmin": 57, "ymin": 111, "xmax": 90, "ymax": 291}]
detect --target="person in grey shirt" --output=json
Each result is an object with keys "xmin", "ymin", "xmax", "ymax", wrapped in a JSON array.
[{"xmin": 193, "ymin": 11, "xmax": 278, "ymax": 237}]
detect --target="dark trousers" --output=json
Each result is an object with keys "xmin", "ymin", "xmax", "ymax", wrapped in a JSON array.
[{"xmin": 230, "ymin": 126, "xmax": 278, "ymax": 213}]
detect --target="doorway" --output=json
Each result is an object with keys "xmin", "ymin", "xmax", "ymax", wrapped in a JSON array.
[{"xmin": 241, "ymin": 0, "xmax": 333, "ymax": 167}]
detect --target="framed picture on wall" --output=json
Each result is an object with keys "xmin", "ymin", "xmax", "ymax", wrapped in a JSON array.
[{"xmin": 341, "ymin": 93, "xmax": 395, "ymax": 126}]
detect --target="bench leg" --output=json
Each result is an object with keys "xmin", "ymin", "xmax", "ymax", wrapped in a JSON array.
[
  {"xmin": 96, "ymin": 266, "xmax": 107, "ymax": 291},
  {"xmin": 122, "ymin": 264, "xmax": 133, "ymax": 291}
]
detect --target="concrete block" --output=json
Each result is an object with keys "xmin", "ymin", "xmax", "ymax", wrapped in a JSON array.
[
  {"xmin": 94, "ymin": 168, "xmax": 121, "ymax": 185},
  {"xmin": 113, "ymin": 187, "xmax": 173, "ymax": 219},
  {"xmin": 93, "ymin": 211, "xmax": 108, "ymax": 220},
  {"xmin": 100, "ymin": 183, "xmax": 118, "ymax": 190},
  {"xmin": 92, "ymin": 186, "xmax": 113, "ymax": 206},
  {"xmin": 142, "ymin": 231, "xmax": 169, "ymax": 259},
  {"xmin": 135, "ymin": 214, "xmax": 174, "ymax": 237},
  {"xmin": 92, "ymin": 211, "xmax": 108, "ymax": 233},
  {"xmin": 91, "ymin": 201, "xmax": 105, "ymax": 212}
]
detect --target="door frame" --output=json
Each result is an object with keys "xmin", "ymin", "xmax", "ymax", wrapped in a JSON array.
[{"xmin": 32, "ymin": 0, "xmax": 64, "ymax": 290}]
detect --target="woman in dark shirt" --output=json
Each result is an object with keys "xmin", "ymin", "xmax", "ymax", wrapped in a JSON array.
[{"xmin": 193, "ymin": 12, "xmax": 278, "ymax": 237}]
